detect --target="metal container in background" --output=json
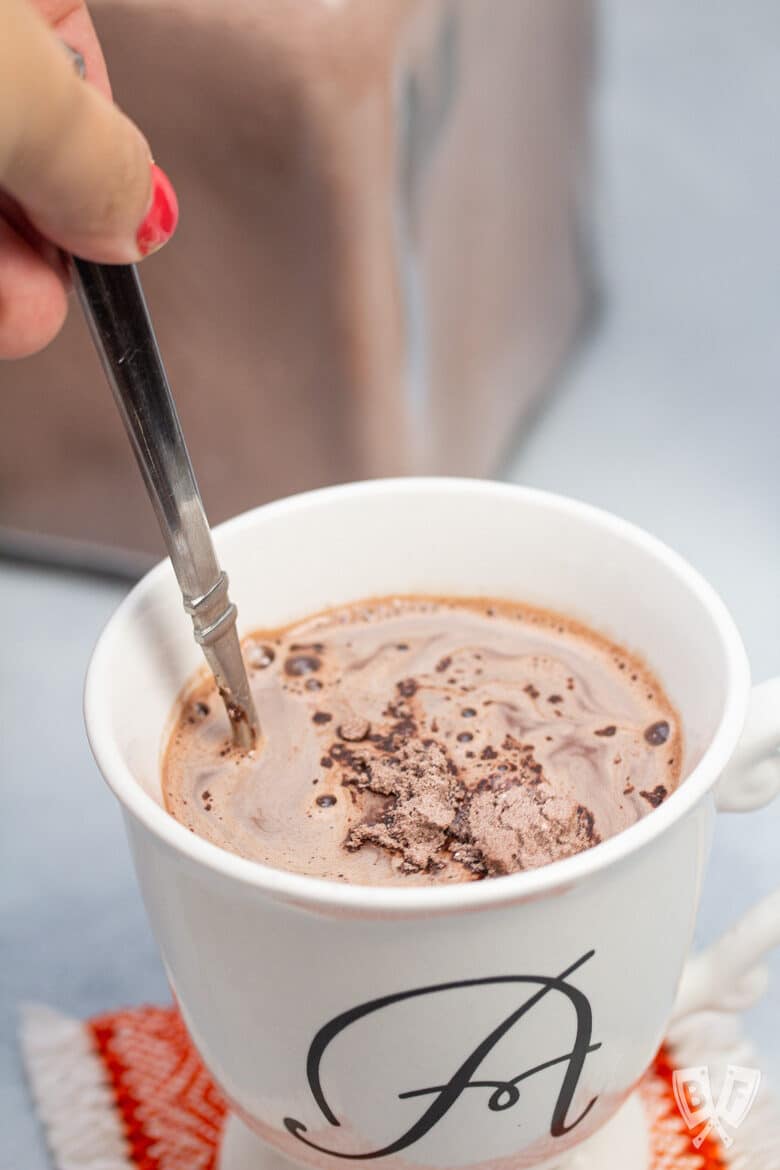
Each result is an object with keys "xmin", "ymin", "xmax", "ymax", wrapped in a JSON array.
[{"xmin": 0, "ymin": 0, "xmax": 594, "ymax": 569}]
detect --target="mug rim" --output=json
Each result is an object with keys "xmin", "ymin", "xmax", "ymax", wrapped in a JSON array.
[{"xmin": 84, "ymin": 478, "xmax": 751, "ymax": 915}]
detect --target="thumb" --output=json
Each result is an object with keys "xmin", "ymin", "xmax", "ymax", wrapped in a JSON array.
[{"xmin": 0, "ymin": 0, "xmax": 177, "ymax": 263}]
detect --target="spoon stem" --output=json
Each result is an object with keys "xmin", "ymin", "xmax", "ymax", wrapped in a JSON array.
[{"xmin": 73, "ymin": 259, "xmax": 258, "ymax": 749}]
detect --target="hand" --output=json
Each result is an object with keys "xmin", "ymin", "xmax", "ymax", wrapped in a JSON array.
[{"xmin": 0, "ymin": 0, "xmax": 178, "ymax": 358}]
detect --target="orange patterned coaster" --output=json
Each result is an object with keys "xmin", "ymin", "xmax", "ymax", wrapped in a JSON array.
[{"xmin": 20, "ymin": 1003, "xmax": 775, "ymax": 1170}]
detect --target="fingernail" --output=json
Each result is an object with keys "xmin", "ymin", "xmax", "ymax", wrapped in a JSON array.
[{"xmin": 136, "ymin": 163, "xmax": 179, "ymax": 257}]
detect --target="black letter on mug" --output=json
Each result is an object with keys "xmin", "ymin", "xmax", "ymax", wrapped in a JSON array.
[{"xmin": 284, "ymin": 950, "xmax": 600, "ymax": 1159}]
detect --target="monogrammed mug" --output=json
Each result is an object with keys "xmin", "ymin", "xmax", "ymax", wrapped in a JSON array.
[{"xmin": 85, "ymin": 480, "xmax": 780, "ymax": 1170}]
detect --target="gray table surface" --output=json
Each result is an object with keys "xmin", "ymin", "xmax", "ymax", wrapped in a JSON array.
[{"xmin": 3, "ymin": 2, "xmax": 780, "ymax": 1166}]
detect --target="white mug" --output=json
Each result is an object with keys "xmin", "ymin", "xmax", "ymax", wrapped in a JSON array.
[{"xmin": 85, "ymin": 479, "xmax": 780, "ymax": 1170}]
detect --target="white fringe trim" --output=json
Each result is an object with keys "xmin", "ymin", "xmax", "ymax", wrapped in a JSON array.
[
  {"xmin": 19, "ymin": 1003, "xmax": 132, "ymax": 1170},
  {"xmin": 667, "ymin": 1009, "xmax": 780, "ymax": 1168}
]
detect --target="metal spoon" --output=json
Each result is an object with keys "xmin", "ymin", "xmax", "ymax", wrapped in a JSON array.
[
  {"xmin": 73, "ymin": 259, "xmax": 259, "ymax": 750},
  {"xmin": 61, "ymin": 43, "xmax": 257, "ymax": 748}
]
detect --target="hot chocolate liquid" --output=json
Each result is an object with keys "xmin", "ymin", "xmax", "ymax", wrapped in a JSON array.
[{"xmin": 163, "ymin": 598, "xmax": 681, "ymax": 885}]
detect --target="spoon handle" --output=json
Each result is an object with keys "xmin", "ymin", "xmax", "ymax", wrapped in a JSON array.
[{"xmin": 74, "ymin": 259, "xmax": 258, "ymax": 748}]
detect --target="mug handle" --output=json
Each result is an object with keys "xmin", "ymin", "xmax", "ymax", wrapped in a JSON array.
[
  {"xmin": 671, "ymin": 678, "xmax": 780, "ymax": 1021},
  {"xmin": 714, "ymin": 677, "xmax": 780, "ymax": 812}
]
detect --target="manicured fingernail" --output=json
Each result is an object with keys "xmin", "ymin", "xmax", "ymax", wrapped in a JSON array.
[{"xmin": 136, "ymin": 163, "xmax": 179, "ymax": 257}]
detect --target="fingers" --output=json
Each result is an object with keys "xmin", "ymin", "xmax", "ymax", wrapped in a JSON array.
[
  {"xmin": 0, "ymin": 0, "xmax": 178, "ymax": 264},
  {"xmin": 0, "ymin": 217, "xmax": 68, "ymax": 358}
]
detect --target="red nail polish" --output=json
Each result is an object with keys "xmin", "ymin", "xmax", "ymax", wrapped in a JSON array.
[{"xmin": 136, "ymin": 163, "xmax": 179, "ymax": 257}]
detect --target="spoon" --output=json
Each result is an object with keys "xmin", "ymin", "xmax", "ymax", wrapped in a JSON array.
[
  {"xmin": 61, "ymin": 42, "xmax": 257, "ymax": 748},
  {"xmin": 73, "ymin": 259, "xmax": 259, "ymax": 750}
]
